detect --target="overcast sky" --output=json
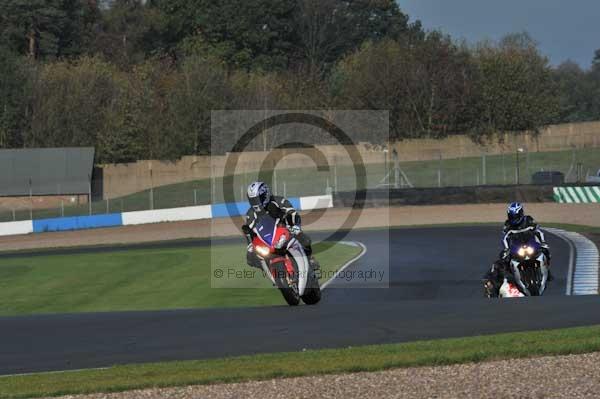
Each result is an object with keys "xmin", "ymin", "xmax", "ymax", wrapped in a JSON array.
[{"xmin": 397, "ymin": 0, "xmax": 599, "ymax": 68}]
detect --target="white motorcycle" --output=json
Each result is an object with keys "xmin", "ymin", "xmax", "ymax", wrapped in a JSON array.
[
  {"xmin": 250, "ymin": 214, "xmax": 321, "ymax": 306},
  {"xmin": 500, "ymin": 230, "xmax": 549, "ymax": 297}
]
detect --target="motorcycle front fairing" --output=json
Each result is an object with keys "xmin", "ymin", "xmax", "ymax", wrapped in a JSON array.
[
  {"xmin": 287, "ymin": 239, "xmax": 309, "ymax": 295},
  {"xmin": 509, "ymin": 237, "xmax": 549, "ymax": 296},
  {"xmin": 252, "ymin": 214, "xmax": 310, "ymax": 296},
  {"xmin": 499, "ymin": 278, "xmax": 525, "ymax": 298}
]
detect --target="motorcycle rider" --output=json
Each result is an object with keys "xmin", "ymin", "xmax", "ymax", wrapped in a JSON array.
[
  {"xmin": 242, "ymin": 181, "xmax": 319, "ymax": 271},
  {"xmin": 483, "ymin": 202, "xmax": 551, "ymax": 297}
]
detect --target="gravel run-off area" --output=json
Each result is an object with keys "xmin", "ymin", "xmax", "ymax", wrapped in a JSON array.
[{"xmin": 47, "ymin": 351, "xmax": 600, "ymax": 399}]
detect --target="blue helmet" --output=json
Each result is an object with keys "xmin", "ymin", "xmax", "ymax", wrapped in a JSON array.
[
  {"xmin": 247, "ymin": 181, "xmax": 271, "ymax": 212},
  {"xmin": 507, "ymin": 202, "xmax": 525, "ymax": 226}
]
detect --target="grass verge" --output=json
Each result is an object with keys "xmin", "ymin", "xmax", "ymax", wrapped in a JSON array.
[
  {"xmin": 0, "ymin": 242, "xmax": 361, "ymax": 316},
  {"xmin": 2, "ymin": 325, "xmax": 600, "ymax": 398}
]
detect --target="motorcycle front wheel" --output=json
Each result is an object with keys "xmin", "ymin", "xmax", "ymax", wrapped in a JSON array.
[
  {"xmin": 273, "ymin": 262, "xmax": 301, "ymax": 306},
  {"xmin": 520, "ymin": 265, "xmax": 543, "ymax": 296}
]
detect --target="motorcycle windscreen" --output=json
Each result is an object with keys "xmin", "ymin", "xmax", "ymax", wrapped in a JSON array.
[
  {"xmin": 254, "ymin": 215, "xmax": 277, "ymax": 246},
  {"xmin": 509, "ymin": 233, "xmax": 539, "ymax": 255}
]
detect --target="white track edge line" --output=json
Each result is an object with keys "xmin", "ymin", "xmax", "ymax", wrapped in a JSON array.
[{"xmin": 322, "ymin": 241, "xmax": 368, "ymax": 290}]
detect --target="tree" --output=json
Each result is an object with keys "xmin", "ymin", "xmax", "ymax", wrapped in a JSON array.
[
  {"xmin": 93, "ymin": 0, "xmax": 169, "ymax": 68},
  {"xmin": 166, "ymin": 56, "xmax": 232, "ymax": 156},
  {"xmin": 0, "ymin": 0, "xmax": 99, "ymax": 59},
  {"xmin": 332, "ymin": 34, "xmax": 475, "ymax": 140},
  {"xmin": 153, "ymin": 0, "xmax": 298, "ymax": 71},
  {"xmin": 592, "ymin": 49, "xmax": 600, "ymax": 73},
  {"xmin": 0, "ymin": 47, "xmax": 31, "ymax": 148},
  {"xmin": 27, "ymin": 57, "xmax": 133, "ymax": 162},
  {"xmin": 470, "ymin": 32, "xmax": 559, "ymax": 136},
  {"xmin": 553, "ymin": 61, "xmax": 599, "ymax": 122}
]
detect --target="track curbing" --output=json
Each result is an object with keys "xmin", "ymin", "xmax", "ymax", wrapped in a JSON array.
[{"xmin": 545, "ymin": 228, "xmax": 599, "ymax": 295}]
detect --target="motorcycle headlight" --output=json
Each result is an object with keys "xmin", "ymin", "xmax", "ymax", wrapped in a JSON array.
[
  {"xmin": 255, "ymin": 245, "xmax": 271, "ymax": 257},
  {"xmin": 525, "ymin": 246, "xmax": 535, "ymax": 256},
  {"xmin": 518, "ymin": 247, "xmax": 526, "ymax": 257}
]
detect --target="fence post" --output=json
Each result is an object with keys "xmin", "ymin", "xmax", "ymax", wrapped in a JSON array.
[
  {"xmin": 392, "ymin": 149, "xmax": 400, "ymax": 189},
  {"xmin": 334, "ymin": 161, "xmax": 338, "ymax": 193},
  {"xmin": 12, "ymin": 209, "xmax": 15, "ymax": 221},
  {"xmin": 106, "ymin": 198, "xmax": 109, "ymax": 214},
  {"xmin": 61, "ymin": 201, "xmax": 64, "ymax": 217},
  {"xmin": 482, "ymin": 154, "xmax": 487, "ymax": 185},
  {"xmin": 502, "ymin": 151, "xmax": 506, "ymax": 185},
  {"xmin": 29, "ymin": 178, "xmax": 33, "ymax": 220},
  {"xmin": 149, "ymin": 167, "xmax": 154, "ymax": 210},
  {"xmin": 88, "ymin": 174, "xmax": 92, "ymax": 215},
  {"xmin": 525, "ymin": 149, "xmax": 530, "ymax": 183},
  {"xmin": 437, "ymin": 151, "xmax": 442, "ymax": 188},
  {"xmin": 459, "ymin": 157, "xmax": 464, "ymax": 187},
  {"xmin": 211, "ymin": 165, "xmax": 216, "ymax": 203},
  {"xmin": 194, "ymin": 189, "xmax": 198, "ymax": 206}
]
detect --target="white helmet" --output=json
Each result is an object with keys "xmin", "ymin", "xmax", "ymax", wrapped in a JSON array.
[{"xmin": 247, "ymin": 181, "xmax": 270, "ymax": 212}]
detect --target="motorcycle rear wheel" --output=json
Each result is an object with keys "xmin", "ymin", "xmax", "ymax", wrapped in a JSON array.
[{"xmin": 302, "ymin": 270, "xmax": 321, "ymax": 305}]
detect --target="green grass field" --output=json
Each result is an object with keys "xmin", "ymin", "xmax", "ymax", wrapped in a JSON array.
[
  {"xmin": 1, "ymin": 147, "xmax": 599, "ymax": 222},
  {"xmin": 2, "ymin": 325, "xmax": 600, "ymax": 399},
  {"xmin": 0, "ymin": 224, "xmax": 597, "ymax": 398},
  {"xmin": 0, "ymin": 242, "xmax": 361, "ymax": 316}
]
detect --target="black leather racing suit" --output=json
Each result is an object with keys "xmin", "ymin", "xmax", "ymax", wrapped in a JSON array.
[
  {"xmin": 483, "ymin": 216, "xmax": 551, "ymax": 297},
  {"xmin": 242, "ymin": 196, "xmax": 313, "ymax": 268}
]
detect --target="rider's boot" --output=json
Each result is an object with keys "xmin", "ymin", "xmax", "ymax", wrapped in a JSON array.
[
  {"xmin": 301, "ymin": 241, "xmax": 320, "ymax": 271},
  {"xmin": 483, "ymin": 280, "xmax": 498, "ymax": 298}
]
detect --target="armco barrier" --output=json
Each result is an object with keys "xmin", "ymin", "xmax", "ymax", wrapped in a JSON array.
[
  {"xmin": 333, "ymin": 186, "xmax": 556, "ymax": 208},
  {"xmin": 33, "ymin": 213, "xmax": 123, "ymax": 233},
  {"xmin": 0, "ymin": 195, "xmax": 333, "ymax": 237}
]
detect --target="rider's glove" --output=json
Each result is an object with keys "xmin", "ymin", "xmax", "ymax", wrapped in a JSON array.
[
  {"xmin": 247, "ymin": 243, "xmax": 254, "ymax": 253},
  {"xmin": 289, "ymin": 225, "xmax": 302, "ymax": 236}
]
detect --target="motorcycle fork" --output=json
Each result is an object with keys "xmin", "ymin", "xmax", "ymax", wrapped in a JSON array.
[{"xmin": 269, "ymin": 256, "xmax": 295, "ymax": 280}]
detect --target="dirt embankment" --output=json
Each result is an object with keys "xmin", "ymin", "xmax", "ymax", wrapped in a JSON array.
[{"xmin": 0, "ymin": 203, "xmax": 598, "ymax": 252}]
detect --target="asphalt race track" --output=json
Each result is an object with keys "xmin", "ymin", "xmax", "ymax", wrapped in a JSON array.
[{"xmin": 2, "ymin": 226, "xmax": 600, "ymax": 376}]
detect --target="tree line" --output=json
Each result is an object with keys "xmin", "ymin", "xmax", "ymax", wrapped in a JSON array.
[{"xmin": 1, "ymin": 0, "xmax": 599, "ymax": 163}]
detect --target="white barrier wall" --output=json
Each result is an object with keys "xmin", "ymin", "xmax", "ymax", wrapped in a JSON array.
[
  {"xmin": 121, "ymin": 205, "xmax": 212, "ymax": 226},
  {"xmin": 0, "ymin": 221, "xmax": 33, "ymax": 237},
  {"xmin": 0, "ymin": 195, "xmax": 333, "ymax": 237},
  {"xmin": 299, "ymin": 195, "xmax": 334, "ymax": 211}
]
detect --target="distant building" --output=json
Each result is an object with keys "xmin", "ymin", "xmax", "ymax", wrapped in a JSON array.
[{"xmin": 0, "ymin": 147, "xmax": 95, "ymax": 211}]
